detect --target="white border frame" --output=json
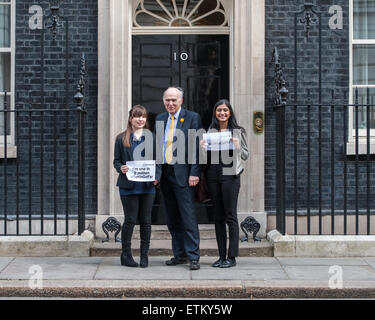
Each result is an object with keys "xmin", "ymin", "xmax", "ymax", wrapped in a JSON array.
[
  {"xmin": 349, "ymin": 0, "xmax": 375, "ymax": 141},
  {"xmin": 0, "ymin": 0, "xmax": 15, "ymax": 148}
]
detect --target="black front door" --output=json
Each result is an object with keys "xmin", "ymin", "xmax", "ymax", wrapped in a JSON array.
[{"xmin": 132, "ymin": 34, "xmax": 229, "ymax": 224}]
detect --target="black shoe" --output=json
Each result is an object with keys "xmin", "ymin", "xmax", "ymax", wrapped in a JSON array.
[
  {"xmin": 120, "ymin": 253, "xmax": 139, "ymax": 267},
  {"xmin": 212, "ymin": 258, "xmax": 225, "ymax": 268},
  {"xmin": 189, "ymin": 260, "xmax": 200, "ymax": 270},
  {"xmin": 165, "ymin": 257, "xmax": 188, "ymax": 266},
  {"xmin": 219, "ymin": 258, "xmax": 236, "ymax": 268},
  {"xmin": 121, "ymin": 223, "xmax": 138, "ymax": 267},
  {"xmin": 140, "ymin": 255, "xmax": 148, "ymax": 268},
  {"xmin": 139, "ymin": 224, "xmax": 151, "ymax": 268}
]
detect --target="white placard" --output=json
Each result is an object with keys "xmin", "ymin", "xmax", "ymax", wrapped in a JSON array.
[
  {"xmin": 203, "ymin": 131, "xmax": 233, "ymax": 151},
  {"xmin": 126, "ymin": 160, "xmax": 156, "ymax": 182}
]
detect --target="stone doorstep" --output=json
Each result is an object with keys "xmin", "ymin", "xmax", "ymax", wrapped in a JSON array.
[
  {"xmin": 1, "ymin": 280, "xmax": 375, "ymax": 298},
  {"xmin": 0, "ymin": 231, "xmax": 95, "ymax": 257},
  {"xmin": 268, "ymin": 230, "xmax": 375, "ymax": 257},
  {"xmin": 130, "ymin": 228, "xmax": 216, "ymax": 240},
  {"xmin": 0, "ymin": 228, "xmax": 272, "ymax": 257},
  {"xmin": 95, "ymin": 224, "xmax": 272, "ymax": 256},
  {"xmin": 96, "ymin": 213, "xmax": 268, "ymax": 239},
  {"xmin": 90, "ymin": 239, "xmax": 273, "ymax": 257},
  {"xmin": 126, "ymin": 225, "xmax": 257, "ymax": 240}
]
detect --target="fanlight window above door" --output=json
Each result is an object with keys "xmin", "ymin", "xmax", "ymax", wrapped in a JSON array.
[{"xmin": 133, "ymin": 0, "xmax": 228, "ymax": 27}]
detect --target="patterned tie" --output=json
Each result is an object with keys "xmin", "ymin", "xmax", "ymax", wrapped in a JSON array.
[{"xmin": 165, "ymin": 115, "xmax": 175, "ymax": 164}]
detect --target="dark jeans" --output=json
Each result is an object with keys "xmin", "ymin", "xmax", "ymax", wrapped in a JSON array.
[
  {"xmin": 207, "ymin": 164, "xmax": 241, "ymax": 259},
  {"xmin": 161, "ymin": 165, "xmax": 200, "ymax": 261}
]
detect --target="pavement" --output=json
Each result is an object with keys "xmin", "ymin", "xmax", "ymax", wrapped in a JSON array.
[{"xmin": 1, "ymin": 256, "xmax": 375, "ymax": 299}]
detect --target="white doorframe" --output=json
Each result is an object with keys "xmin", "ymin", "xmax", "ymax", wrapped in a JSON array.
[{"xmin": 96, "ymin": 0, "xmax": 267, "ymax": 238}]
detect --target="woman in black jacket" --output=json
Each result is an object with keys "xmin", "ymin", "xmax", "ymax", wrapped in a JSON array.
[
  {"xmin": 200, "ymin": 99, "xmax": 249, "ymax": 268},
  {"xmin": 113, "ymin": 105, "xmax": 161, "ymax": 268}
]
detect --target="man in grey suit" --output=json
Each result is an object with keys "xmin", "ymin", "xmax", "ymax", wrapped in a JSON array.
[{"xmin": 156, "ymin": 87, "xmax": 202, "ymax": 270}]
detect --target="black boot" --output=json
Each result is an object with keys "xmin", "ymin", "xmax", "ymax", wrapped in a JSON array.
[
  {"xmin": 121, "ymin": 223, "xmax": 138, "ymax": 267},
  {"xmin": 139, "ymin": 224, "xmax": 151, "ymax": 268}
]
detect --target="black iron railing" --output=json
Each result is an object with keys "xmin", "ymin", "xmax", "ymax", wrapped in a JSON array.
[
  {"xmin": 274, "ymin": 87, "xmax": 375, "ymax": 235},
  {"xmin": 273, "ymin": 3, "xmax": 375, "ymax": 235},
  {"xmin": 0, "ymin": 92, "xmax": 86, "ymax": 236},
  {"xmin": 0, "ymin": 2, "xmax": 88, "ymax": 236}
]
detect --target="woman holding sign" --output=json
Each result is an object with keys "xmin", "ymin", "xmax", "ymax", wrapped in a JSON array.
[
  {"xmin": 113, "ymin": 105, "xmax": 161, "ymax": 268},
  {"xmin": 200, "ymin": 99, "xmax": 249, "ymax": 268}
]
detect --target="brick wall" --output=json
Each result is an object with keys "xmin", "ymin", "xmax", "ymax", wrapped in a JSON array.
[
  {"xmin": 2, "ymin": 0, "xmax": 373, "ymax": 226},
  {"xmin": 265, "ymin": 0, "xmax": 374, "ymax": 213},
  {"xmin": 0, "ymin": 0, "xmax": 98, "ymax": 227}
]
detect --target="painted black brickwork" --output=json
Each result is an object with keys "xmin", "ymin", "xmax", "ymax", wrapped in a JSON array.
[
  {"xmin": 2, "ymin": 0, "xmax": 373, "ymax": 226},
  {"xmin": 0, "ymin": 0, "xmax": 97, "ymax": 224},
  {"xmin": 265, "ymin": 0, "xmax": 375, "ymax": 214}
]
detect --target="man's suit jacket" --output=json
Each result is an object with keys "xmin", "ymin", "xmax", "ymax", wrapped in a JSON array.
[
  {"xmin": 113, "ymin": 132, "xmax": 162, "ymax": 190},
  {"xmin": 156, "ymin": 107, "xmax": 202, "ymax": 187}
]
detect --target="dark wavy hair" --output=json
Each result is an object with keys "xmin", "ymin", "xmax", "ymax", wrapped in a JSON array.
[
  {"xmin": 208, "ymin": 99, "xmax": 245, "ymax": 133},
  {"xmin": 122, "ymin": 105, "xmax": 149, "ymax": 147}
]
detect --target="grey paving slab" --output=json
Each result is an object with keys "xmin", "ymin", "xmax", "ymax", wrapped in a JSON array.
[
  {"xmin": 0, "ymin": 257, "xmax": 102, "ymax": 280},
  {"xmin": 94, "ymin": 257, "xmax": 190, "ymax": 280},
  {"xmin": 199, "ymin": 257, "xmax": 280, "ymax": 269},
  {"xmin": 191, "ymin": 266, "xmax": 288, "ymax": 281},
  {"xmin": 0, "ymin": 258, "xmax": 14, "ymax": 272},
  {"xmin": 277, "ymin": 257, "xmax": 368, "ymax": 266},
  {"xmin": 361, "ymin": 258, "xmax": 375, "ymax": 270},
  {"xmin": 284, "ymin": 265, "xmax": 375, "ymax": 281},
  {"xmin": 1, "ymin": 256, "xmax": 375, "ymax": 285}
]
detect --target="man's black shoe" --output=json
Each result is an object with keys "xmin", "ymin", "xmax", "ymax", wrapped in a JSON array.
[
  {"xmin": 165, "ymin": 257, "xmax": 188, "ymax": 266},
  {"xmin": 189, "ymin": 260, "xmax": 200, "ymax": 270},
  {"xmin": 219, "ymin": 258, "xmax": 236, "ymax": 268},
  {"xmin": 212, "ymin": 258, "xmax": 225, "ymax": 268}
]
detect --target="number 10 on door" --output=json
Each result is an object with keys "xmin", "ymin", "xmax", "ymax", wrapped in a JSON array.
[{"xmin": 174, "ymin": 52, "xmax": 189, "ymax": 61}]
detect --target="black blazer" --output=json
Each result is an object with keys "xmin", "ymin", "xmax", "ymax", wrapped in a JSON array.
[
  {"xmin": 113, "ymin": 131, "xmax": 162, "ymax": 190},
  {"xmin": 155, "ymin": 107, "xmax": 202, "ymax": 187}
]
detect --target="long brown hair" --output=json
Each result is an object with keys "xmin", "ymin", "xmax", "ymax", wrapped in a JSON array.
[{"xmin": 122, "ymin": 105, "xmax": 149, "ymax": 147}]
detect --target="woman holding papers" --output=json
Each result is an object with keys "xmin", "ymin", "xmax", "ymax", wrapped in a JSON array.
[
  {"xmin": 200, "ymin": 99, "xmax": 249, "ymax": 268},
  {"xmin": 113, "ymin": 105, "xmax": 161, "ymax": 268}
]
